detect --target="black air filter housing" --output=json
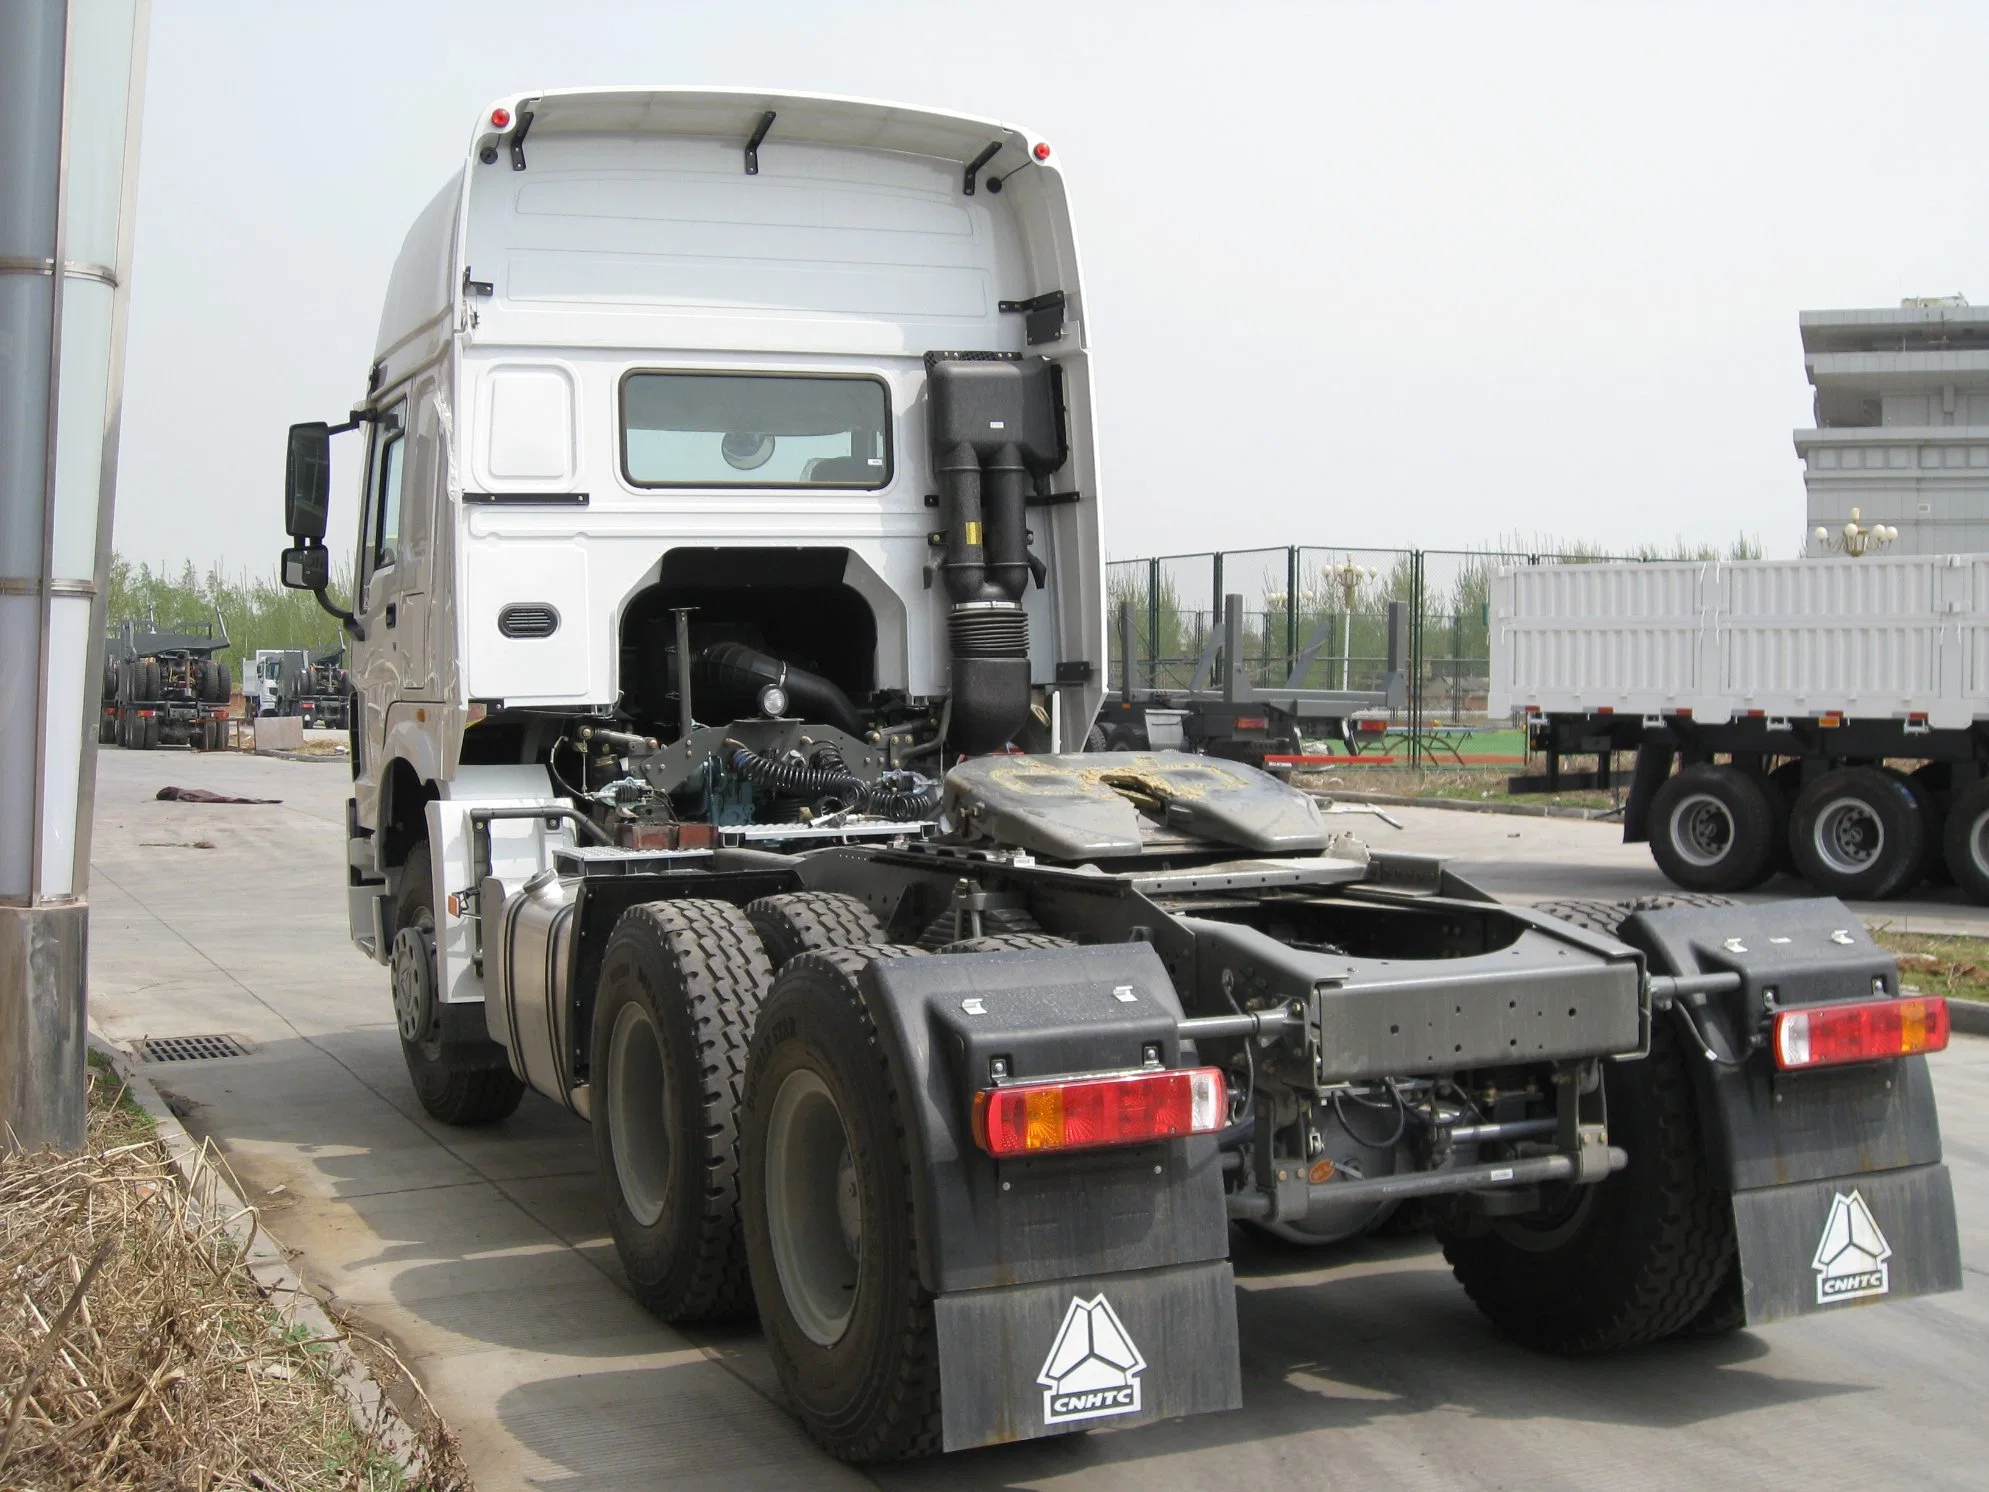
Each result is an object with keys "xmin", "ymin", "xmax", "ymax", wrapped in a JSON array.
[{"xmin": 923, "ymin": 352, "xmax": 1064, "ymax": 475}]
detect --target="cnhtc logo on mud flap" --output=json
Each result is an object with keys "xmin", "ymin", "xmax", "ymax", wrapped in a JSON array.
[
  {"xmin": 1037, "ymin": 1294, "xmax": 1148, "ymax": 1425},
  {"xmin": 1813, "ymin": 1190, "xmax": 1893, "ymax": 1304}
]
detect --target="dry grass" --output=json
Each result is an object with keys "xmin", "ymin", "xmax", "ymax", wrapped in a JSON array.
[
  {"xmin": 1293, "ymin": 765, "xmax": 1623, "ymax": 811},
  {"xmin": 1872, "ymin": 930, "xmax": 1989, "ymax": 1005},
  {"xmin": 0, "ymin": 1057, "xmax": 472, "ymax": 1491}
]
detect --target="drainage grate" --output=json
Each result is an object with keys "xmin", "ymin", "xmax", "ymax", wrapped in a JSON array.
[{"xmin": 139, "ymin": 1034, "xmax": 250, "ymax": 1063}]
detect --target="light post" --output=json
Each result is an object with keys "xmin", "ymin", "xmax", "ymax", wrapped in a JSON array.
[
  {"xmin": 1813, "ymin": 508, "xmax": 1898, "ymax": 558},
  {"xmin": 0, "ymin": 0, "xmax": 150, "ymax": 1151},
  {"xmin": 1327, "ymin": 557, "xmax": 1377, "ymax": 690}
]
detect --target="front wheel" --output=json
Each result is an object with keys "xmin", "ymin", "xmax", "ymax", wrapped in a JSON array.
[
  {"xmin": 742, "ymin": 945, "xmax": 940, "ymax": 1462},
  {"xmin": 394, "ymin": 841, "xmax": 525, "ymax": 1125}
]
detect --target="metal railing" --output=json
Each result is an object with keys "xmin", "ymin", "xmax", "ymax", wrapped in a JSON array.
[{"xmin": 1105, "ymin": 546, "xmax": 1641, "ymax": 766}]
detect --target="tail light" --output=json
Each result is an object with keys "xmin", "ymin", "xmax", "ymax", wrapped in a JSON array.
[
  {"xmin": 1773, "ymin": 996, "xmax": 1949, "ymax": 1071},
  {"xmin": 973, "ymin": 1067, "xmax": 1226, "ymax": 1157}
]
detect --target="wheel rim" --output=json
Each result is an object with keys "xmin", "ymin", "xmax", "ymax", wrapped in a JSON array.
[
  {"xmin": 765, "ymin": 1068, "xmax": 861, "ymax": 1346},
  {"xmin": 1813, "ymin": 796, "xmax": 1884, "ymax": 876},
  {"xmin": 1971, "ymin": 809, "xmax": 1989, "ymax": 879},
  {"xmin": 607, "ymin": 1001, "xmax": 671, "ymax": 1229},
  {"xmin": 1667, "ymin": 793, "xmax": 1735, "ymax": 868}
]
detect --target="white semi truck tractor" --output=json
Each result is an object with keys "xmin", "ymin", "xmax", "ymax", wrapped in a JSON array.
[{"xmin": 277, "ymin": 88, "xmax": 1962, "ymax": 1460}]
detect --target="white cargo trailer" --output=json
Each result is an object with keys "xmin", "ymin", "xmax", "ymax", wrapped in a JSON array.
[{"xmin": 1492, "ymin": 552, "xmax": 1989, "ymax": 900}]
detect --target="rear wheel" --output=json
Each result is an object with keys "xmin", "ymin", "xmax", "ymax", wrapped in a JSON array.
[
  {"xmin": 742, "ymin": 945, "xmax": 940, "ymax": 1462},
  {"xmin": 1437, "ymin": 1015, "xmax": 1734, "ymax": 1353},
  {"xmin": 591, "ymin": 898, "xmax": 771, "ymax": 1321},
  {"xmin": 394, "ymin": 841, "xmax": 525, "ymax": 1126},
  {"xmin": 938, "ymin": 932, "xmax": 1074, "ymax": 953},
  {"xmin": 140, "ymin": 714, "xmax": 160, "ymax": 750},
  {"xmin": 1646, "ymin": 764, "xmax": 1777, "ymax": 892},
  {"xmin": 746, "ymin": 891, "xmax": 887, "ymax": 972},
  {"xmin": 1790, "ymin": 766, "xmax": 1923, "ymax": 900}
]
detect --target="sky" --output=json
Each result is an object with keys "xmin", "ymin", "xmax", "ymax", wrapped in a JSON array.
[{"xmin": 111, "ymin": 0, "xmax": 1989, "ymax": 576}]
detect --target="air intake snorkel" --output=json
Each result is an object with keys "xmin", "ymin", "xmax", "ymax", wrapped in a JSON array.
[{"xmin": 924, "ymin": 352, "xmax": 1064, "ymax": 754}]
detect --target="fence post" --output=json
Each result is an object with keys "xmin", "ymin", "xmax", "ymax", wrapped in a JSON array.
[
  {"xmin": 1409, "ymin": 551, "xmax": 1426, "ymax": 768},
  {"xmin": 1118, "ymin": 598, "xmax": 1134, "ymax": 700},
  {"xmin": 1285, "ymin": 546, "xmax": 1299, "ymax": 677},
  {"xmin": 1146, "ymin": 557, "xmax": 1160, "ymax": 690}
]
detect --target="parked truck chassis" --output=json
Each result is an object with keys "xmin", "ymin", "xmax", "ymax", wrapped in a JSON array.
[{"xmin": 284, "ymin": 88, "xmax": 1962, "ymax": 1461}]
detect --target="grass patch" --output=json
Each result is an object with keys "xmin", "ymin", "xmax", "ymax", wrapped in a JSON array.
[
  {"xmin": 1871, "ymin": 930, "xmax": 1989, "ymax": 1005},
  {"xmin": 0, "ymin": 1058, "xmax": 473, "ymax": 1489},
  {"xmin": 1293, "ymin": 765, "xmax": 1623, "ymax": 812}
]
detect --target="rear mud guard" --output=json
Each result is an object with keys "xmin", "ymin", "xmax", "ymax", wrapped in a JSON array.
[
  {"xmin": 936, "ymin": 1261, "xmax": 1240, "ymax": 1450},
  {"xmin": 1732, "ymin": 1162, "xmax": 1960, "ymax": 1323},
  {"xmin": 1617, "ymin": 898, "xmax": 1964, "ymax": 1321}
]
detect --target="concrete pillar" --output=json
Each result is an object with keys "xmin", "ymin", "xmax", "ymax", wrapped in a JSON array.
[{"xmin": 0, "ymin": 0, "xmax": 149, "ymax": 1150}]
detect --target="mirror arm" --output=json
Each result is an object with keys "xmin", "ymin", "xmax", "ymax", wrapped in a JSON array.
[{"xmin": 311, "ymin": 584, "xmax": 365, "ymax": 641}]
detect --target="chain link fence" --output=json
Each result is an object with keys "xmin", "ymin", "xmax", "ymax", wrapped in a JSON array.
[{"xmin": 1105, "ymin": 546, "xmax": 1642, "ymax": 763}]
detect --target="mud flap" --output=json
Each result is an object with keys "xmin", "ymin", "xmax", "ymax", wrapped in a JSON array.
[
  {"xmin": 934, "ymin": 1260, "xmax": 1241, "ymax": 1451},
  {"xmin": 1732, "ymin": 1162, "xmax": 1961, "ymax": 1324}
]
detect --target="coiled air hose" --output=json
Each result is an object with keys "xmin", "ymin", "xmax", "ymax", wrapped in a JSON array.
[{"xmin": 728, "ymin": 743, "xmax": 940, "ymax": 821}]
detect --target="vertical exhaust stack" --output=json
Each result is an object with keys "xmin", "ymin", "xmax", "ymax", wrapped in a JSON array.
[{"xmin": 925, "ymin": 352, "xmax": 1065, "ymax": 754}]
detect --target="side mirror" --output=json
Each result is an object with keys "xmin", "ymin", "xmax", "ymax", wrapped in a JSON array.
[
  {"xmin": 285, "ymin": 422, "xmax": 332, "ymax": 541},
  {"xmin": 281, "ymin": 545, "xmax": 330, "ymax": 591}
]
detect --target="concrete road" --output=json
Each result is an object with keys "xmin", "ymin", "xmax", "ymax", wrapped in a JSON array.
[{"xmin": 85, "ymin": 748, "xmax": 1989, "ymax": 1490}]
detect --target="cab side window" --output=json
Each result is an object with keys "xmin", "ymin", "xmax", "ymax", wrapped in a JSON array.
[{"xmin": 370, "ymin": 403, "xmax": 408, "ymax": 573}]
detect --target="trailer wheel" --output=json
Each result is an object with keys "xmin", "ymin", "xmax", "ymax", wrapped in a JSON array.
[
  {"xmin": 1084, "ymin": 722, "xmax": 1109, "ymax": 752},
  {"xmin": 1894, "ymin": 767, "xmax": 1948, "ymax": 887},
  {"xmin": 97, "ymin": 714, "xmax": 114, "ymax": 745},
  {"xmin": 1437, "ymin": 1014, "xmax": 1734, "ymax": 1353},
  {"xmin": 394, "ymin": 841, "xmax": 525, "ymax": 1126},
  {"xmin": 742, "ymin": 945, "xmax": 940, "ymax": 1462},
  {"xmin": 212, "ymin": 659, "xmax": 232, "ymax": 703},
  {"xmin": 1790, "ymin": 766, "xmax": 1923, "ymax": 900},
  {"xmin": 591, "ymin": 898, "xmax": 771, "ymax": 1321},
  {"xmin": 1646, "ymin": 765, "xmax": 1777, "ymax": 892},
  {"xmin": 139, "ymin": 658, "xmax": 159, "ymax": 701},
  {"xmin": 1941, "ymin": 778, "xmax": 1989, "ymax": 904},
  {"xmin": 746, "ymin": 892, "xmax": 886, "ymax": 971},
  {"xmin": 141, "ymin": 714, "xmax": 160, "ymax": 750}
]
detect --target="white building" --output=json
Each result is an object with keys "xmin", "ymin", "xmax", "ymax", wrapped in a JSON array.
[{"xmin": 1795, "ymin": 297, "xmax": 1989, "ymax": 555}]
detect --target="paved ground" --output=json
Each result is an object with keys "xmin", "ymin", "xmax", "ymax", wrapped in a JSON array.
[{"xmin": 85, "ymin": 747, "xmax": 1989, "ymax": 1490}]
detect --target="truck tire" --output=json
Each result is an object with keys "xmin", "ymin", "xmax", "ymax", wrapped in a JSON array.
[
  {"xmin": 1894, "ymin": 767, "xmax": 1947, "ymax": 887},
  {"xmin": 1942, "ymin": 778, "xmax": 1989, "ymax": 904},
  {"xmin": 1084, "ymin": 722, "xmax": 1108, "ymax": 752},
  {"xmin": 1532, "ymin": 892, "xmax": 1738, "ymax": 937},
  {"xmin": 746, "ymin": 892, "xmax": 886, "ymax": 971},
  {"xmin": 741, "ymin": 944, "xmax": 941, "ymax": 1462},
  {"xmin": 139, "ymin": 658, "xmax": 159, "ymax": 701},
  {"xmin": 1790, "ymin": 766, "xmax": 1923, "ymax": 900},
  {"xmin": 97, "ymin": 713, "xmax": 114, "ymax": 745},
  {"xmin": 591, "ymin": 898, "xmax": 772, "ymax": 1321},
  {"xmin": 1437, "ymin": 1013, "xmax": 1734, "ymax": 1353},
  {"xmin": 1646, "ymin": 765, "xmax": 1777, "ymax": 892},
  {"xmin": 938, "ymin": 932, "xmax": 1074, "ymax": 952},
  {"xmin": 212, "ymin": 659, "xmax": 232, "ymax": 703},
  {"xmin": 394, "ymin": 841, "xmax": 525, "ymax": 1126},
  {"xmin": 141, "ymin": 714, "xmax": 160, "ymax": 750}
]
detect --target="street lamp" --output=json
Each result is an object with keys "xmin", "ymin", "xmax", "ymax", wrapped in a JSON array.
[
  {"xmin": 1814, "ymin": 508, "xmax": 1898, "ymax": 558},
  {"xmin": 1327, "ymin": 557, "xmax": 1378, "ymax": 690}
]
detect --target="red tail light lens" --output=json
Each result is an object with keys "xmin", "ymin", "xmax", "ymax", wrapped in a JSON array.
[
  {"xmin": 1773, "ymin": 996, "xmax": 1949, "ymax": 1071},
  {"xmin": 973, "ymin": 1068, "xmax": 1226, "ymax": 1157}
]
